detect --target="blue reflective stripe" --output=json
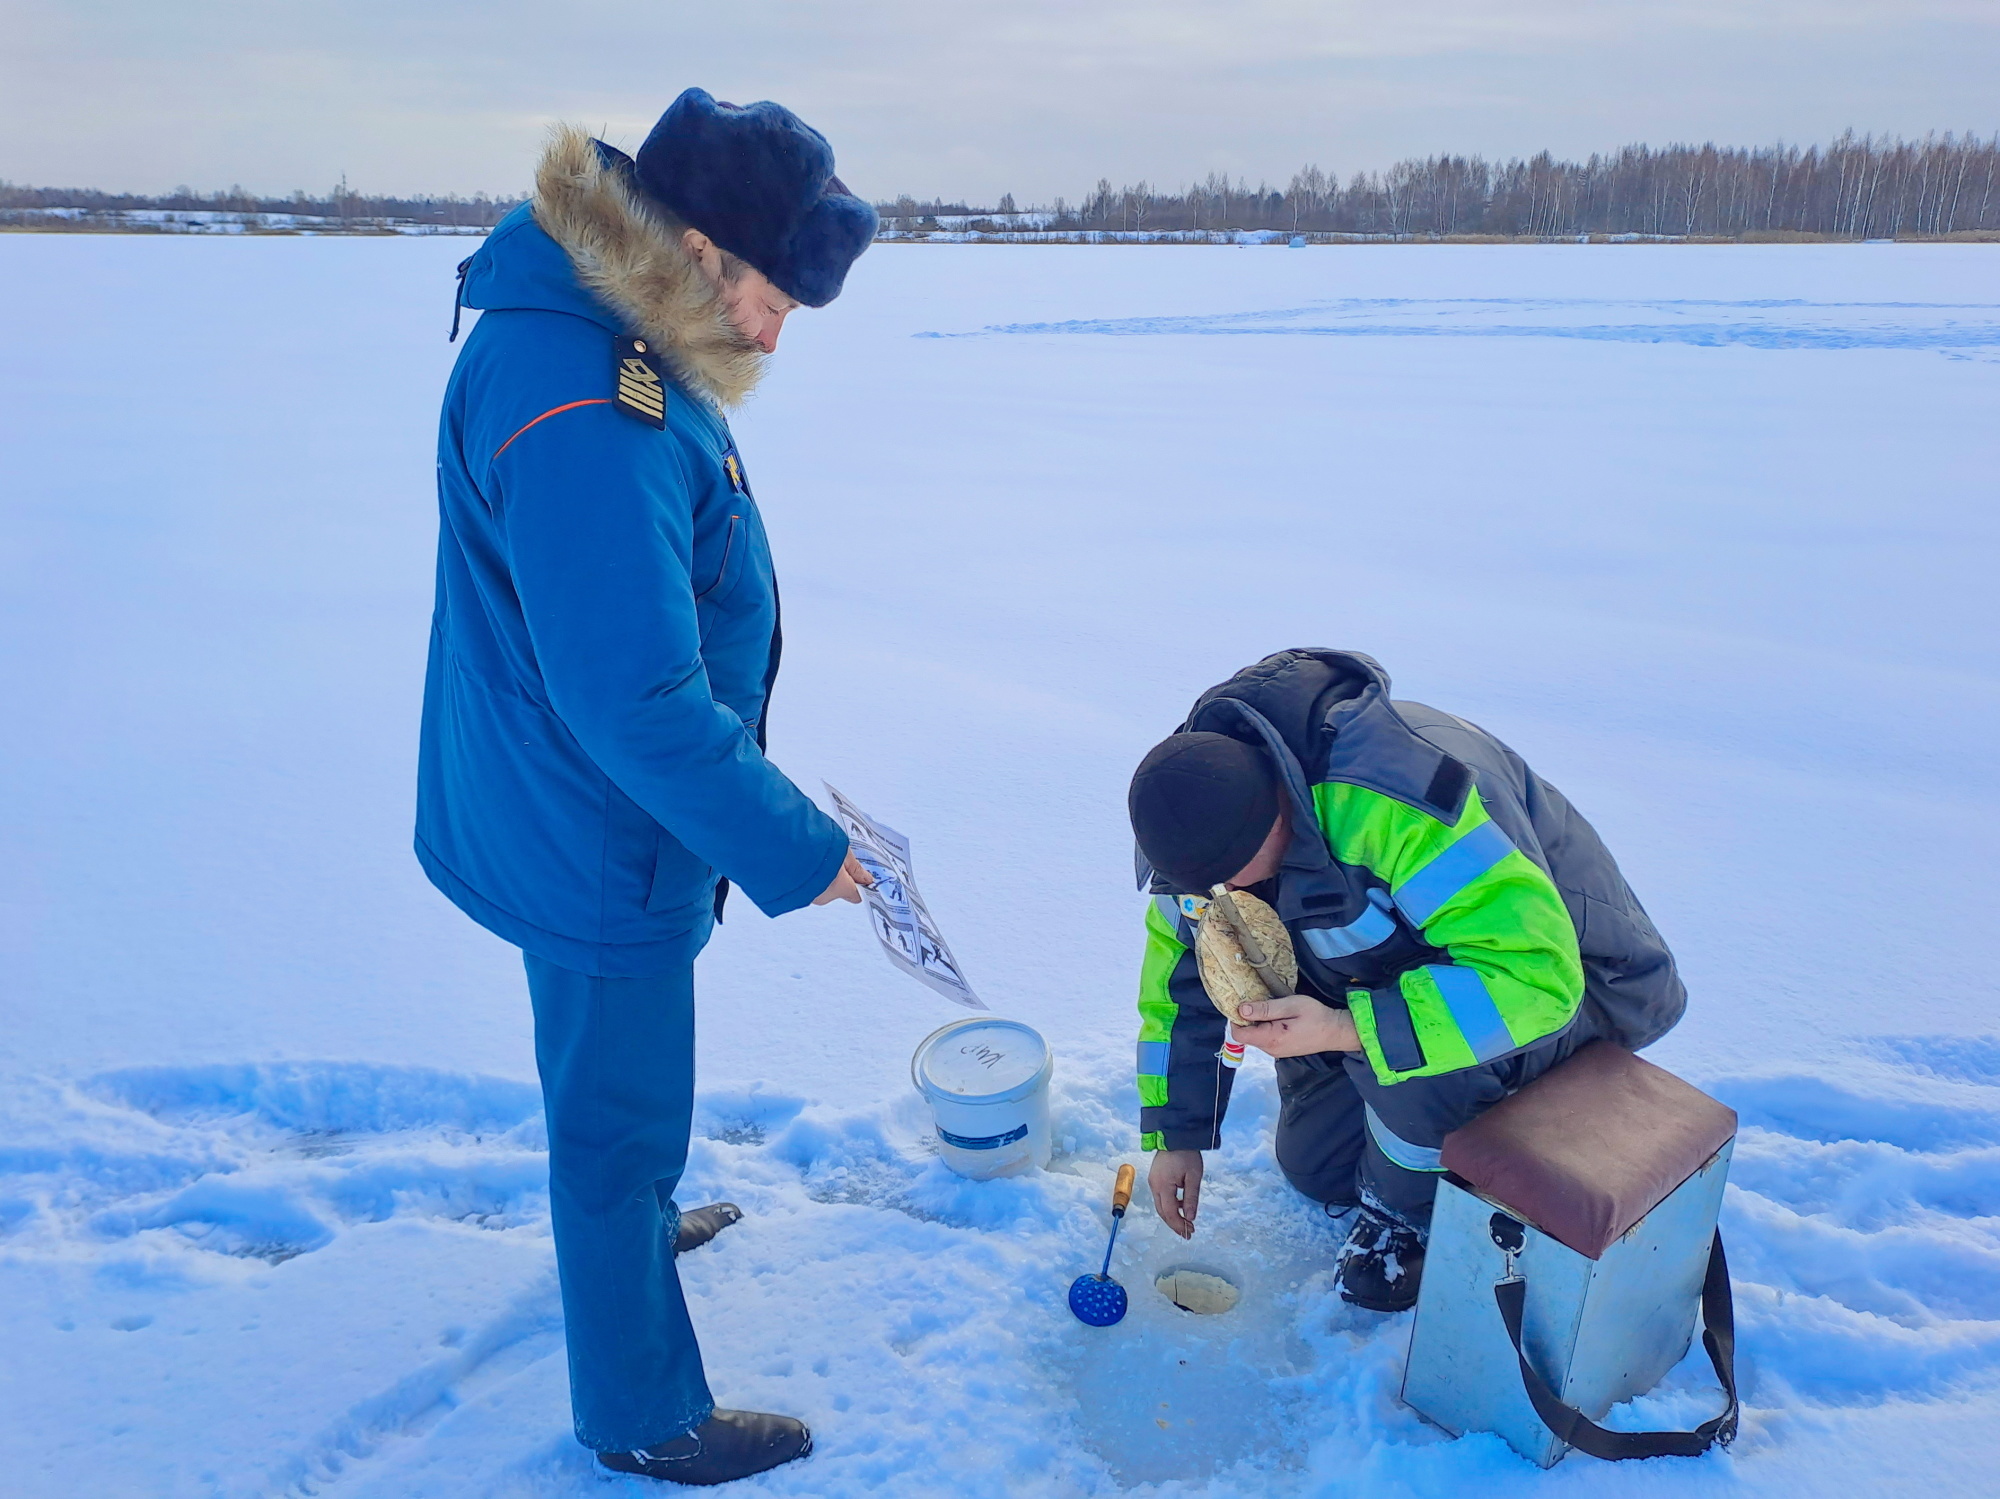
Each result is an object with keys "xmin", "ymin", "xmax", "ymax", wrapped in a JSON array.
[
  {"xmin": 938, "ymin": 1123, "xmax": 1029, "ymax": 1151},
  {"xmin": 1137, "ymin": 1040, "xmax": 1171, "ymax": 1076},
  {"xmin": 1301, "ymin": 899, "xmax": 1396, "ymax": 959},
  {"xmin": 1364, "ymin": 1103, "xmax": 1445, "ymax": 1172},
  {"xmin": 1394, "ymin": 819, "xmax": 1514, "ymax": 926},
  {"xmin": 1424, "ymin": 963, "xmax": 1516, "ymax": 1062}
]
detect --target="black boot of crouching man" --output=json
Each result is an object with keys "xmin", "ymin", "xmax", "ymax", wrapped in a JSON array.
[
  {"xmin": 672, "ymin": 1202, "xmax": 743, "ymax": 1255},
  {"xmin": 1337, "ymin": 1204, "xmax": 1427, "ymax": 1312},
  {"xmin": 597, "ymin": 1410, "xmax": 812, "ymax": 1485}
]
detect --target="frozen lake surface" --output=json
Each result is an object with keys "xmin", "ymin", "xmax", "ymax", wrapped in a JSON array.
[{"xmin": 1, "ymin": 236, "xmax": 1996, "ymax": 1497}]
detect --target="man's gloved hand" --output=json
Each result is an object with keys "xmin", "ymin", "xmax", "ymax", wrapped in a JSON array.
[
  {"xmin": 1231, "ymin": 994, "xmax": 1362, "ymax": 1058},
  {"xmin": 1149, "ymin": 1149, "xmax": 1204, "ymax": 1239}
]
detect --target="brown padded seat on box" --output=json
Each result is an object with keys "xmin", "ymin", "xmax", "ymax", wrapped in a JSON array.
[{"xmin": 1438, "ymin": 1041, "xmax": 1737, "ymax": 1260}]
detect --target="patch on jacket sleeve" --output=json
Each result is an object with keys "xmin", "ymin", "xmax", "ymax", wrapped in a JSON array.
[
  {"xmin": 722, "ymin": 451, "xmax": 748, "ymax": 494},
  {"xmin": 612, "ymin": 336, "xmax": 667, "ymax": 428}
]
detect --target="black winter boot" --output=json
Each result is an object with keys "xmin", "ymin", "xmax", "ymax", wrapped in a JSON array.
[
  {"xmin": 597, "ymin": 1410, "xmax": 811, "ymax": 1485},
  {"xmin": 1337, "ymin": 1206, "xmax": 1426, "ymax": 1312},
  {"xmin": 673, "ymin": 1203, "xmax": 743, "ymax": 1255}
]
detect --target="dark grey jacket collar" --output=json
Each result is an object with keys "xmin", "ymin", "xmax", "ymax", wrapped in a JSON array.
[
  {"xmin": 1136, "ymin": 648, "xmax": 1477, "ymax": 894},
  {"xmin": 1192, "ymin": 648, "xmax": 1472, "ymax": 818}
]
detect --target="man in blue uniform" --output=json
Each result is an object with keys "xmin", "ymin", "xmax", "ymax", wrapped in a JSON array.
[{"xmin": 416, "ymin": 90, "xmax": 877, "ymax": 1485}]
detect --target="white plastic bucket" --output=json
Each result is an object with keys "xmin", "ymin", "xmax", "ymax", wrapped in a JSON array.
[{"xmin": 911, "ymin": 1018, "xmax": 1053, "ymax": 1180}]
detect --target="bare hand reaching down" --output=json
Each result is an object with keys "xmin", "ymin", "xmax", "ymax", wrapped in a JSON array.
[{"xmin": 1149, "ymin": 1149, "xmax": 1205, "ymax": 1239}]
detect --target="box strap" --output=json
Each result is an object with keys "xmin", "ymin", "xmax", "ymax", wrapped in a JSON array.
[{"xmin": 1494, "ymin": 1229, "xmax": 1739, "ymax": 1461}]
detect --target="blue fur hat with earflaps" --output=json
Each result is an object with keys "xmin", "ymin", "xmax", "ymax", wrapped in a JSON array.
[{"xmin": 628, "ymin": 87, "xmax": 877, "ymax": 308}]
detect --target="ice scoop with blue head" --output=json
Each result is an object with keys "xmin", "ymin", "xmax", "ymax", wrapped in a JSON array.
[{"xmin": 1069, "ymin": 1163, "xmax": 1137, "ymax": 1326}]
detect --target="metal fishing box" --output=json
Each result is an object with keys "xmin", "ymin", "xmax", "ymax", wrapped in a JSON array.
[{"xmin": 1401, "ymin": 1042, "xmax": 1741, "ymax": 1468}]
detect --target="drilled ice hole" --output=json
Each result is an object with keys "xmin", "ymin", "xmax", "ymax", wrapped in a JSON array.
[{"xmin": 1155, "ymin": 1267, "xmax": 1241, "ymax": 1315}]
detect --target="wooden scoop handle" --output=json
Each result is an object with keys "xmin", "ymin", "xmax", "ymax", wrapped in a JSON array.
[{"xmin": 1111, "ymin": 1162, "xmax": 1136, "ymax": 1214}]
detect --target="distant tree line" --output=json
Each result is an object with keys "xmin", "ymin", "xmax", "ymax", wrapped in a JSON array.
[
  {"xmin": 0, "ymin": 177, "xmax": 524, "ymax": 228},
  {"xmin": 884, "ymin": 133, "xmax": 2000, "ymax": 239},
  {"xmin": 12, "ymin": 133, "xmax": 1997, "ymax": 241}
]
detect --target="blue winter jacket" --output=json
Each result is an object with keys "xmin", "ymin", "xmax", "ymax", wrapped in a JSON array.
[{"xmin": 415, "ymin": 198, "xmax": 847, "ymax": 977}]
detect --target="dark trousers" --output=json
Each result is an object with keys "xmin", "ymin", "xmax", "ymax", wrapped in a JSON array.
[
  {"xmin": 1274, "ymin": 1021, "xmax": 1594, "ymax": 1235},
  {"xmin": 525, "ymin": 948, "xmax": 714, "ymax": 1452}
]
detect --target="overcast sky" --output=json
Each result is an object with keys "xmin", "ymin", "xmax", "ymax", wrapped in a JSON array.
[{"xmin": 6, "ymin": 1, "xmax": 1997, "ymax": 202}]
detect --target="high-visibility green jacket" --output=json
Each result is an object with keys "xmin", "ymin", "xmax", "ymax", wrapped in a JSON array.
[{"xmin": 1137, "ymin": 650, "xmax": 1683, "ymax": 1152}]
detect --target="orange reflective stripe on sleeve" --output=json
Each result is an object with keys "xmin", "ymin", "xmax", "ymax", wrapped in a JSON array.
[{"xmin": 491, "ymin": 399, "xmax": 612, "ymax": 461}]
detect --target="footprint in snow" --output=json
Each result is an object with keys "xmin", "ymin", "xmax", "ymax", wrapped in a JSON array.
[
  {"xmin": 1710, "ymin": 1037, "xmax": 2000, "ymax": 1403},
  {"xmin": 0, "ymin": 1062, "xmax": 554, "ymax": 1272}
]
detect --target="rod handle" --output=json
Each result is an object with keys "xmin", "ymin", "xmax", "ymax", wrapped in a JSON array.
[{"xmin": 1111, "ymin": 1162, "xmax": 1136, "ymax": 1215}]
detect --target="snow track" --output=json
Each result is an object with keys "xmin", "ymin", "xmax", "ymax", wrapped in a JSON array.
[
  {"xmin": 3, "ymin": 1044, "xmax": 1997, "ymax": 1496},
  {"xmin": 933, "ymin": 296, "xmax": 2000, "ymax": 356}
]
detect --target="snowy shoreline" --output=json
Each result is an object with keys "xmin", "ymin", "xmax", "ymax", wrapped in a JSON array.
[{"xmin": 9, "ymin": 208, "xmax": 1999, "ymax": 246}]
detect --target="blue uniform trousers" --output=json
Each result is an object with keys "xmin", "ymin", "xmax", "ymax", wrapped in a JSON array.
[{"xmin": 525, "ymin": 947, "xmax": 715, "ymax": 1452}]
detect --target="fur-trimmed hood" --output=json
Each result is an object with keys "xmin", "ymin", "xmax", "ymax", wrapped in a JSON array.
[{"xmin": 514, "ymin": 123, "xmax": 764, "ymax": 409}]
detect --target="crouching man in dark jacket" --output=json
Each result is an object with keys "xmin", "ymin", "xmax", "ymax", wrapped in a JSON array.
[
  {"xmin": 1128, "ymin": 650, "xmax": 1685, "ymax": 1311},
  {"xmin": 416, "ymin": 91, "xmax": 877, "ymax": 1484}
]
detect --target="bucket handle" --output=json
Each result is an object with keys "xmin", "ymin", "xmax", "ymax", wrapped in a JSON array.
[{"xmin": 1494, "ymin": 1229, "xmax": 1739, "ymax": 1460}]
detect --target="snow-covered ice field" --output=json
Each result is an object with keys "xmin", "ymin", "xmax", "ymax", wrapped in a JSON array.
[{"xmin": 2, "ymin": 235, "xmax": 1996, "ymax": 1498}]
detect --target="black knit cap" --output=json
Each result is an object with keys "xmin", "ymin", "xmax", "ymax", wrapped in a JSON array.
[{"xmin": 1128, "ymin": 732, "xmax": 1282, "ymax": 894}]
